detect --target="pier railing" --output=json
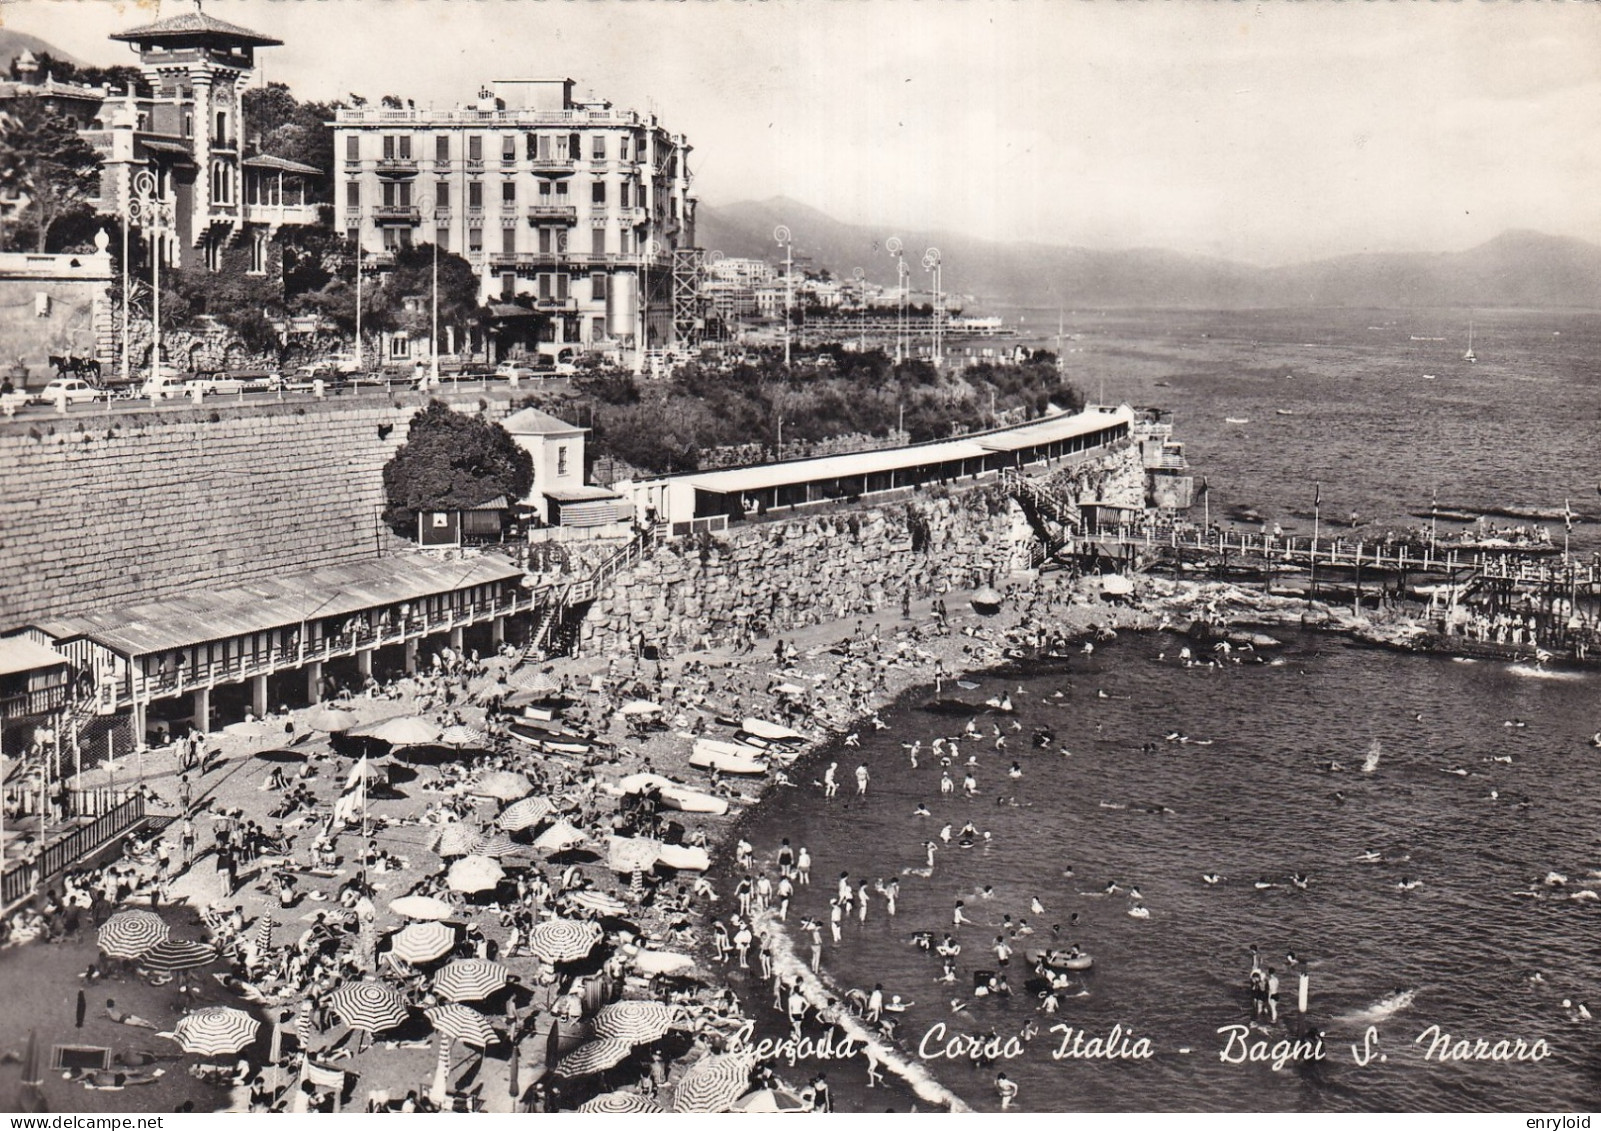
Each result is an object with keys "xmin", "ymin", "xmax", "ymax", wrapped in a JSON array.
[{"xmin": 1, "ymin": 793, "xmax": 145, "ymax": 910}]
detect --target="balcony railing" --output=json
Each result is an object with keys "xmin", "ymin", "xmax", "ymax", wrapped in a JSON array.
[
  {"xmin": 529, "ymin": 157, "xmax": 576, "ymax": 174},
  {"xmin": 1, "ymin": 794, "xmax": 146, "ymax": 911},
  {"xmin": 0, "ymin": 685, "xmax": 69, "ymax": 721},
  {"xmin": 336, "ymin": 107, "xmax": 645, "ymax": 127},
  {"xmin": 120, "ymin": 590, "xmax": 542, "ymax": 708},
  {"xmin": 374, "ymin": 205, "xmax": 421, "ymax": 225},
  {"xmin": 375, "ymin": 158, "xmax": 419, "ymax": 177},
  {"xmin": 242, "ymin": 201, "xmax": 322, "ymax": 226},
  {"xmin": 528, "ymin": 205, "xmax": 578, "ymax": 224}
]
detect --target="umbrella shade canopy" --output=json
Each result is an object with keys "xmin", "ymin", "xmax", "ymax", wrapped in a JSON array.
[
  {"xmin": 732, "ymin": 1088, "xmax": 811, "ymax": 1113},
  {"xmin": 433, "ymin": 824, "xmax": 481, "ymax": 858},
  {"xmin": 1100, "ymin": 573, "xmax": 1135, "ymax": 596},
  {"xmin": 472, "ymin": 771, "xmax": 534, "ymax": 801},
  {"xmin": 389, "ymin": 921, "xmax": 455, "ymax": 964},
  {"xmin": 971, "ymin": 585, "xmax": 1004, "ymax": 609},
  {"xmin": 344, "ymin": 758, "xmax": 386, "ymax": 785},
  {"xmin": 591, "ymin": 1000, "xmax": 674, "ymax": 1045},
  {"xmin": 138, "ymin": 938, "xmax": 218, "ymax": 972},
  {"xmin": 302, "ymin": 705, "xmax": 361, "ymax": 733},
  {"xmin": 471, "ymin": 831, "xmax": 521, "ymax": 859},
  {"xmin": 328, "ymin": 982, "xmax": 409, "ymax": 1034},
  {"xmin": 173, "ymin": 1007, "xmax": 260, "ymax": 1057},
  {"xmin": 356, "ymin": 716, "xmax": 442, "ymax": 747},
  {"xmin": 555, "ymin": 1037, "xmax": 634, "ymax": 1078},
  {"xmin": 526, "ymin": 919, "xmax": 603, "ymax": 964},
  {"xmin": 673, "ymin": 1051, "xmax": 757, "ymax": 1113},
  {"xmin": 567, "ymin": 890, "xmax": 628, "ymax": 917},
  {"xmin": 607, "ymin": 836, "xmax": 663, "ymax": 873},
  {"xmin": 503, "ymin": 668, "xmax": 560, "ymax": 695},
  {"xmin": 631, "ymin": 949, "xmax": 696, "ymax": 976},
  {"xmin": 426, "ymin": 1003, "xmax": 496, "ymax": 1047},
  {"xmin": 98, "ymin": 910, "xmax": 170, "ymax": 958},
  {"xmin": 577, "ymin": 1092, "xmax": 666, "ymax": 1114},
  {"xmin": 433, "ymin": 958, "xmax": 511, "ymax": 1003},
  {"xmin": 439, "ymin": 724, "xmax": 488, "ymax": 749},
  {"xmin": 389, "ymin": 895, "xmax": 455, "ymax": 921},
  {"xmin": 254, "ymin": 917, "xmax": 275, "ymax": 953},
  {"xmin": 448, "ymin": 855, "xmax": 506, "ymax": 893},
  {"xmin": 531, "ymin": 819, "xmax": 584, "ymax": 853},
  {"xmin": 222, "ymin": 720, "xmax": 269, "ymax": 740},
  {"xmin": 497, "ymin": 796, "xmax": 553, "ymax": 832},
  {"xmin": 617, "ymin": 699, "xmax": 664, "ymax": 717}
]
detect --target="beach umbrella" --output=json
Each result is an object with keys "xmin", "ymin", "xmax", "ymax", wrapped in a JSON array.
[
  {"xmin": 389, "ymin": 921, "xmax": 456, "ymax": 964},
  {"xmin": 555, "ymin": 1037, "xmax": 634, "ymax": 1078},
  {"xmin": 592, "ymin": 1000, "xmax": 674, "ymax": 1045},
  {"xmin": 731, "ymin": 1089, "xmax": 811, "ymax": 1113},
  {"xmin": 618, "ymin": 699, "xmax": 663, "ymax": 717},
  {"xmin": 526, "ymin": 919, "xmax": 602, "ymax": 964},
  {"xmin": 503, "ymin": 668, "xmax": 560, "ymax": 695},
  {"xmin": 578, "ymin": 1092, "xmax": 666, "ymax": 1114},
  {"xmin": 222, "ymin": 719, "xmax": 270, "ymax": 741},
  {"xmin": 472, "ymin": 770, "xmax": 534, "ymax": 801},
  {"xmin": 303, "ymin": 705, "xmax": 361, "ymax": 733},
  {"xmin": 328, "ymin": 981, "xmax": 409, "ymax": 1034},
  {"xmin": 357, "ymin": 715, "xmax": 442, "ymax": 747},
  {"xmin": 496, "ymin": 795, "xmax": 553, "ymax": 832},
  {"xmin": 344, "ymin": 757, "xmax": 386, "ymax": 785},
  {"xmin": 568, "ymin": 889, "xmax": 628, "ymax": 917},
  {"xmin": 607, "ymin": 836, "xmax": 663, "ymax": 873},
  {"xmin": 173, "ymin": 1007, "xmax": 260, "ymax": 1058},
  {"xmin": 971, "ymin": 585, "xmax": 1004, "ymax": 613},
  {"xmin": 426, "ymin": 1003, "xmax": 496, "ymax": 1047},
  {"xmin": 448, "ymin": 854, "xmax": 506, "ymax": 893},
  {"xmin": 672, "ymin": 1051, "xmax": 756, "ymax": 1113},
  {"xmin": 440, "ymin": 724, "xmax": 488, "ymax": 749},
  {"xmin": 138, "ymin": 938, "xmax": 218, "ymax": 972},
  {"xmin": 254, "ymin": 747, "xmax": 310, "ymax": 762},
  {"xmin": 1100, "ymin": 573, "xmax": 1135, "ymax": 597},
  {"xmin": 531, "ymin": 819, "xmax": 585, "ymax": 853},
  {"xmin": 389, "ymin": 895, "xmax": 455, "ymax": 921},
  {"xmin": 434, "ymin": 823, "xmax": 481, "ymax": 858},
  {"xmin": 471, "ymin": 830, "xmax": 521, "ymax": 859},
  {"xmin": 433, "ymin": 959, "xmax": 510, "ymax": 1003},
  {"xmin": 98, "ymin": 909, "xmax": 170, "ymax": 958},
  {"xmin": 254, "ymin": 916, "xmax": 275, "ymax": 953}
]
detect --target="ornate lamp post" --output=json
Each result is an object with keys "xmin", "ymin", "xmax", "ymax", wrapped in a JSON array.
[
  {"xmin": 774, "ymin": 225, "xmax": 793, "ymax": 368},
  {"xmin": 414, "ymin": 193, "xmax": 440, "ymax": 387},
  {"xmin": 127, "ymin": 170, "xmax": 172, "ymax": 385},
  {"xmin": 923, "ymin": 247, "xmax": 943, "ymax": 367},
  {"xmin": 885, "ymin": 237, "xmax": 906, "ymax": 365}
]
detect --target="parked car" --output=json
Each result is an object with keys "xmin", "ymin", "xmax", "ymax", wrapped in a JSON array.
[
  {"xmin": 139, "ymin": 369, "xmax": 191, "ymax": 400},
  {"xmin": 199, "ymin": 369, "xmax": 281, "ymax": 395},
  {"xmin": 530, "ymin": 361, "xmax": 577, "ymax": 379},
  {"xmin": 30, "ymin": 377, "xmax": 104, "ymax": 405},
  {"xmin": 492, "ymin": 362, "xmax": 538, "ymax": 382}
]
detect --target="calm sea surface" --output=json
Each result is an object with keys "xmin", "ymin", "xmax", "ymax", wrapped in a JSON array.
[{"xmin": 737, "ymin": 307, "xmax": 1601, "ymax": 1111}]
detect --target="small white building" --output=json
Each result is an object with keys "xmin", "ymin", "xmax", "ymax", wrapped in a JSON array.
[{"xmin": 501, "ymin": 406, "xmax": 626, "ymax": 529}]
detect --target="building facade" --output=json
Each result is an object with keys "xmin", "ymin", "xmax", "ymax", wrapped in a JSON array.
[{"xmin": 332, "ymin": 80, "xmax": 696, "ymax": 362}]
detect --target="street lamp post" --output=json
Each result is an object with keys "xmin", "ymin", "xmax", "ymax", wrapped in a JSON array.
[
  {"xmin": 886, "ymin": 237, "xmax": 905, "ymax": 365},
  {"xmin": 415, "ymin": 194, "xmax": 441, "ymax": 388},
  {"xmin": 637, "ymin": 238, "xmax": 661, "ymax": 377},
  {"xmin": 128, "ymin": 170, "xmax": 170, "ymax": 386},
  {"xmin": 774, "ymin": 226, "xmax": 793, "ymax": 368},
  {"xmin": 923, "ymin": 247, "xmax": 943, "ymax": 367}
]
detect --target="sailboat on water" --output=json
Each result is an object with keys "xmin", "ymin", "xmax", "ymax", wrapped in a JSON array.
[{"xmin": 1464, "ymin": 319, "xmax": 1476, "ymax": 363}]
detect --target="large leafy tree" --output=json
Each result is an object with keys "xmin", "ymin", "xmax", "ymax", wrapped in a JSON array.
[
  {"xmin": 243, "ymin": 82, "xmax": 337, "ymax": 201},
  {"xmin": 0, "ymin": 96, "xmax": 102, "ymax": 252},
  {"xmin": 379, "ymin": 242, "xmax": 481, "ymax": 336},
  {"xmin": 382, "ymin": 401, "xmax": 534, "ymax": 534}
]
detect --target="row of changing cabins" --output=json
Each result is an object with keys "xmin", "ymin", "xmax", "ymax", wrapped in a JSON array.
[{"xmin": 1, "ymin": 404, "xmax": 1159, "ymax": 763}]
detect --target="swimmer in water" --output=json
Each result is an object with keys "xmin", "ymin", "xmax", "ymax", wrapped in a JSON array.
[
  {"xmin": 1128, "ymin": 904, "xmax": 1150, "ymax": 919},
  {"xmin": 1202, "ymin": 873, "xmax": 1222, "ymax": 885},
  {"xmin": 1396, "ymin": 877, "xmax": 1423, "ymax": 891},
  {"xmin": 1254, "ymin": 877, "xmax": 1276, "ymax": 890},
  {"xmin": 1031, "ymin": 897, "xmax": 1046, "ymax": 915},
  {"xmin": 913, "ymin": 802, "xmax": 931, "ymax": 817}
]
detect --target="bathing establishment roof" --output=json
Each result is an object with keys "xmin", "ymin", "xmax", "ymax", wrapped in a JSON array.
[
  {"xmin": 0, "ymin": 635, "xmax": 68, "ymax": 675},
  {"xmin": 33, "ymin": 554, "xmax": 524, "ymax": 659}
]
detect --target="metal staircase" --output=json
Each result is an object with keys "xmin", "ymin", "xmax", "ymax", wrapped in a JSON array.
[{"xmin": 1001, "ymin": 468, "xmax": 1083, "ymax": 563}]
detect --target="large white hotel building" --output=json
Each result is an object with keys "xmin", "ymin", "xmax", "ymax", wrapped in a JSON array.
[{"xmin": 332, "ymin": 79, "xmax": 696, "ymax": 361}]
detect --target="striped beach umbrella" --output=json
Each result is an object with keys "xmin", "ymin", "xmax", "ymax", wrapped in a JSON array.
[
  {"xmin": 472, "ymin": 771, "xmax": 533, "ymax": 802},
  {"xmin": 356, "ymin": 715, "xmax": 442, "ymax": 748},
  {"xmin": 470, "ymin": 830, "xmax": 520, "ymax": 859},
  {"xmin": 138, "ymin": 938, "xmax": 218, "ymax": 972},
  {"xmin": 607, "ymin": 836, "xmax": 663, "ymax": 874},
  {"xmin": 577, "ymin": 1092, "xmax": 666, "ymax": 1114},
  {"xmin": 433, "ymin": 959, "xmax": 510, "ymax": 1003},
  {"xmin": 173, "ymin": 1007, "xmax": 260, "ymax": 1058},
  {"xmin": 389, "ymin": 895, "xmax": 455, "ymax": 921},
  {"xmin": 591, "ymin": 1000, "xmax": 675, "ymax": 1045},
  {"xmin": 567, "ymin": 889, "xmax": 628, "ymax": 917},
  {"xmin": 447, "ymin": 854, "xmax": 505, "ymax": 894},
  {"xmin": 440, "ymin": 724, "xmax": 488, "ymax": 749},
  {"xmin": 327, "ymin": 982, "xmax": 409, "ymax": 1034},
  {"xmin": 434, "ymin": 824, "xmax": 481, "ymax": 858},
  {"xmin": 98, "ymin": 910, "xmax": 170, "ymax": 958},
  {"xmin": 496, "ymin": 796, "xmax": 553, "ymax": 832},
  {"xmin": 556, "ymin": 1037, "xmax": 634, "ymax": 1078},
  {"xmin": 503, "ymin": 668, "xmax": 560, "ymax": 695},
  {"xmin": 672, "ymin": 1051, "xmax": 756, "ymax": 1113},
  {"xmin": 253, "ymin": 916, "xmax": 275, "ymax": 954},
  {"xmin": 526, "ymin": 918, "xmax": 603, "ymax": 964},
  {"xmin": 426, "ymin": 1003, "xmax": 496, "ymax": 1047},
  {"xmin": 389, "ymin": 921, "xmax": 455, "ymax": 964}
]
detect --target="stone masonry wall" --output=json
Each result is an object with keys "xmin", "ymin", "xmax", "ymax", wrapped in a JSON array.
[
  {"xmin": 578, "ymin": 490, "xmax": 1034, "ymax": 656},
  {"xmin": 0, "ymin": 393, "xmax": 511, "ymax": 628}
]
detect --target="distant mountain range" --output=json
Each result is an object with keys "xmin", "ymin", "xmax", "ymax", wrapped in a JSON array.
[
  {"xmin": 696, "ymin": 198, "xmax": 1601, "ymax": 311},
  {"xmin": 0, "ymin": 29, "xmax": 83, "ymax": 72}
]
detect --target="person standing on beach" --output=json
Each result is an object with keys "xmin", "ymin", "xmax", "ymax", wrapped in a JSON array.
[
  {"xmin": 1267, "ymin": 968, "xmax": 1281, "ymax": 1023},
  {"xmin": 954, "ymin": 900, "xmax": 971, "ymax": 929},
  {"xmin": 838, "ymin": 872, "xmax": 853, "ymax": 908},
  {"xmin": 823, "ymin": 763, "xmax": 838, "ymax": 798},
  {"xmin": 75, "ymin": 989, "xmax": 86, "ymax": 1028},
  {"xmin": 777, "ymin": 875, "xmax": 793, "ymax": 919},
  {"xmin": 806, "ymin": 919, "xmax": 823, "ymax": 971},
  {"xmin": 829, "ymin": 899, "xmax": 843, "ymax": 943},
  {"xmin": 736, "ymin": 838, "xmax": 753, "ymax": 872},
  {"xmin": 856, "ymin": 764, "xmax": 870, "ymax": 796},
  {"xmin": 857, "ymin": 880, "xmax": 871, "ymax": 924},
  {"xmin": 996, "ymin": 1072, "xmax": 1019, "ymax": 1110},
  {"xmin": 797, "ymin": 847, "xmax": 811, "ymax": 885},
  {"xmin": 777, "ymin": 839, "xmax": 794, "ymax": 878}
]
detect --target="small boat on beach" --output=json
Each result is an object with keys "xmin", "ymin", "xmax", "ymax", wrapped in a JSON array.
[
  {"xmin": 1225, "ymin": 417, "xmax": 1250, "ymax": 425},
  {"xmin": 690, "ymin": 739, "xmax": 769, "ymax": 775},
  {"xmin": 613, "ymin": 772, "xmax": 730, "ymax": 815},
  {"xmin": 742, "ymin": 717, "xmax": 807, "ymax": 742}
]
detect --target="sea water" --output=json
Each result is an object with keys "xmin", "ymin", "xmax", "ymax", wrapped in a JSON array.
[{"xmin": 734, "ymin": 629, "xmax": 1601, "ymax": 1111}]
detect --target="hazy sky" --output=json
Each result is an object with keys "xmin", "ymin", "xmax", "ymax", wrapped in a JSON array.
[{"xmin": 5, "ymin": 0, "xmax": 1598, "ymax": 265}]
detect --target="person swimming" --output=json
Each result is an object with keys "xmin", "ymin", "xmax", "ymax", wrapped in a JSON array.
[{"xmin": 1202, "ymin": 873, "xmax": 1223, "ymax": 885}]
